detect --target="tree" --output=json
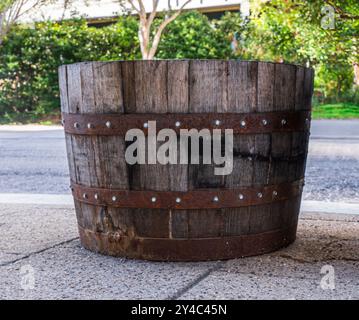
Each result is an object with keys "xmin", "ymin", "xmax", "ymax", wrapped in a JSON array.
[
  {"xmin": 0, "ymin": 0, "xmax": 77, "ymax": 45},
  {"xmin": 246, "ymin": 0, "xmax": 358, "ymax": 97},
  {"xmin": 1, "ymin": 0, "xmax": 43, "ymax": 45},
  {"xmin": 119, "ymin": 0, "xmax": 192, "ymax": 59}
]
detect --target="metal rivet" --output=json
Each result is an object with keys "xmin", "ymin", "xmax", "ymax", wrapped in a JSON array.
[
  {"xmin": 262, "ymin": 119, "xmax": 268, "ymax": 126},
  {"xmin": 112, "ymin": 196, "xmax": 117, "ymax": 202},
  {"xmin": 213, "ymin": 196, "xmax": 219, "ymax": 202},
  {"xmin": 240, "ymin": 120, "xmax": 246, "ymax": 127},
  {"xmin": 151, "ymin": 197, "xmax": 157, "ymax": 203},
  {"xmin": 176, "ymin": 197, "xmax": 181, "ymax": 203},
  {"xmin": 143, "ymin": 122, "xmax": 148, "ymax": 128},
  {"xmin": 94, "ymin": 193, "xmax": 99, "ymax": 200},
  {"xmin": 239, "ymin": 194, "xmax": 244, "ymax": 200},
  {"xmin": 175, "ymin": 121, "xmax": 181, "ymax": 127},
  {"xmin": 73, "ymin": 122, "xmax": 79, "ymax": 128},
  {"xmin": 215, "ymin": 120, "xmax": 221, "ymax": 126},
  {"xmin": 83, "ymin": 193, "xmax": 88, "ymax": 199},
  {"xmin": 87, "ymin": 123, "xmax": 93, "ymax": 129},
  {"xmin": 105, "ymin": 121, "xmax": 111, "ymax": 128},
  {"xmin": 273, "ymin": 190, "xmax": 278, "ymax": 197},
  {"xmin": 257, "ymin": 192, "xmax": 263, "ymax": 198},
  {"xmin": 281, "ymin": 119, "xmax": 287, "ymax": 126}
]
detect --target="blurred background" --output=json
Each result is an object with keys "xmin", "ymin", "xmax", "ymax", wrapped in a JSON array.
[{"xmin": 0, "ymin": 0, "xmax": 357, "ymax": 124}]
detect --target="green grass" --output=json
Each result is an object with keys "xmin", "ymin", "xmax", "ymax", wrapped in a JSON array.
[
  {"xmin": 0, "ymin": 111, "xmax": 61, "ymax": 125},
  {"xmin": 1, "ymin": 102, "xmax": 359, "ymax": 124},
  {"xmin": 312, "ymin": 103, "xmax": 359, "ymax": 119}
]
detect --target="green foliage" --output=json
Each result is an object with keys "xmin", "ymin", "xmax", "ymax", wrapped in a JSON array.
[
  {"xmin": 0, "ymin": 4, "xmax": 357, "ymax": 122},
  {"xmin": 0, "ymin": 11, "xmax": 244, "ymax": 121},
  {"xmin": 157, "ymin": 11, "xmax": 238, "ymax": 59},
  {"xmin": 245, "ymin": 0, "xmax": 358, "ymax": 99},
  {"xmin": 0, "ymin": 17, "xmax": 139, "ymax": 120}
]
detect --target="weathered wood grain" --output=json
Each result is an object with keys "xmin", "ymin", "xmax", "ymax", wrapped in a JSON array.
[
  {"xmin": 61, "ymin": 60, "xmax": 313, "ymax": 261},
  {"xmin": 223, "ymin": 61, "xmax": 258, "ymax": 236},
  {"xmin": 186, "ymin": 60, "xmax": 227, "ymax": 238},
  {"xmin": 167, "ymin": 61, "xmax": 190, "ymax": 238},
  {"xmin": 247, "ymin": 62, "xmax": 272, "ymax": 234},
  {"xmin": 131, "ymin": 60, "xmax": 170, "ymax": 237}
]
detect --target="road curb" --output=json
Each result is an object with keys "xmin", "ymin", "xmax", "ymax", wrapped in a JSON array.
[{"xmin": 0, "ymin": 193, "xmax": 358, "ymax": 216}]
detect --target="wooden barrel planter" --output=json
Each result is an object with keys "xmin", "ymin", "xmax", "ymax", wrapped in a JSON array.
[{"xmin": 59, "ymin": 60, "xmax": 314, "ymax": 261}]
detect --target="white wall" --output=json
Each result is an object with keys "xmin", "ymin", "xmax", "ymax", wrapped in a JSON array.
[{"xmin": 20, "ymin": 0, "xmax": 242, "ymax": 23}]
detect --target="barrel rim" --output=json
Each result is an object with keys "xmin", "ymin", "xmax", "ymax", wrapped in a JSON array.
[{"xmin": 59, "ymin": 59, "xmax": 314, "ymax": 71}]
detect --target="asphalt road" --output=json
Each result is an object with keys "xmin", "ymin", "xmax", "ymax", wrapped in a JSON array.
[{"xmin": 0, "ymin": 120, "xmax": 358, "ymax": 203}]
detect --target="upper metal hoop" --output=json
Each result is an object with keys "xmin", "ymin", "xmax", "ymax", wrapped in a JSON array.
[{"xmin": 62, "ymin": 111, "xmax": 311, "ymax": 136}]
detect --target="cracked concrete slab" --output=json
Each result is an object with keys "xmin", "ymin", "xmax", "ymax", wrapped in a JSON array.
[
  {"xmin": 0, "ymin": 204, "xmax": 77, "ymax": 264},
  {"xmin": 179, "ymin": 216, "xmax": 359, "ymax": 300},
  {"xmin": 222, "ymin": 256, "xmax": 359, "ymax": 281},
  {"xmin": 179, "ymin": 269, "xmax": 359, "ymax": 300},
  {"xmin": 275, "ymin": 217, "xmax": 359, "ymax": 262},
  {"xmin": 0, "ymin": 240, "xmax": 215, "ymax": 300},
  {"xmin": 0, "ymin": 203, "xmax": 358, "ymax": 299},
  {"xmin": 0, "ymin": 252, "xmax": 22, "ymax": 265}
]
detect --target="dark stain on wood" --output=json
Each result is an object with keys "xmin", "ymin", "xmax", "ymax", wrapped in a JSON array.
[{"xmin": 59, "ymin": 60, "xmax": 314, "ymax": 261}]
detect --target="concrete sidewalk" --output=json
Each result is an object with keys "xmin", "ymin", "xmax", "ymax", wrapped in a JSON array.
[{"xmin": 0, "ymin": 203, "xmax": 358, "ymax": 300}]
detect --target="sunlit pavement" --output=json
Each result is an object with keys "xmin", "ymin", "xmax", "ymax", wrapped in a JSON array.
[{"xmin": 0, "ymin": 203, "xmax": 357, "ymax": 299}]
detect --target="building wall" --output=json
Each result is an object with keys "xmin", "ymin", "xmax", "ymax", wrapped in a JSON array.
[{"xmin": 20, "ymin": 0, "xmax": 241, "ymax": 23}]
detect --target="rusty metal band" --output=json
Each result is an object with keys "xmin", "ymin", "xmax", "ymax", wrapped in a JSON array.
[
  {"xmin": 62, "ymin": 111, "xmax": 311, "ymax": 136},
  {"xmin": 71, "ymin": 179, "xmax": 304, "ymax": 210},
  {"xmin": 78, "ymin": 224, "xmax": 297, "ymax": 261}
]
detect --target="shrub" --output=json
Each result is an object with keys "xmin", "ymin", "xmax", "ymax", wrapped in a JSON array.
[
  {"xmin": 157, "ymin": 11, "xmax": 238, "ymax": 59},
  {"xmin": 0, "ymin": 10, "xmax": 356, "ymax": 122},
  {"xmin": 0, "ymin": 17, "xmax": 139, "ymax": 121}
]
